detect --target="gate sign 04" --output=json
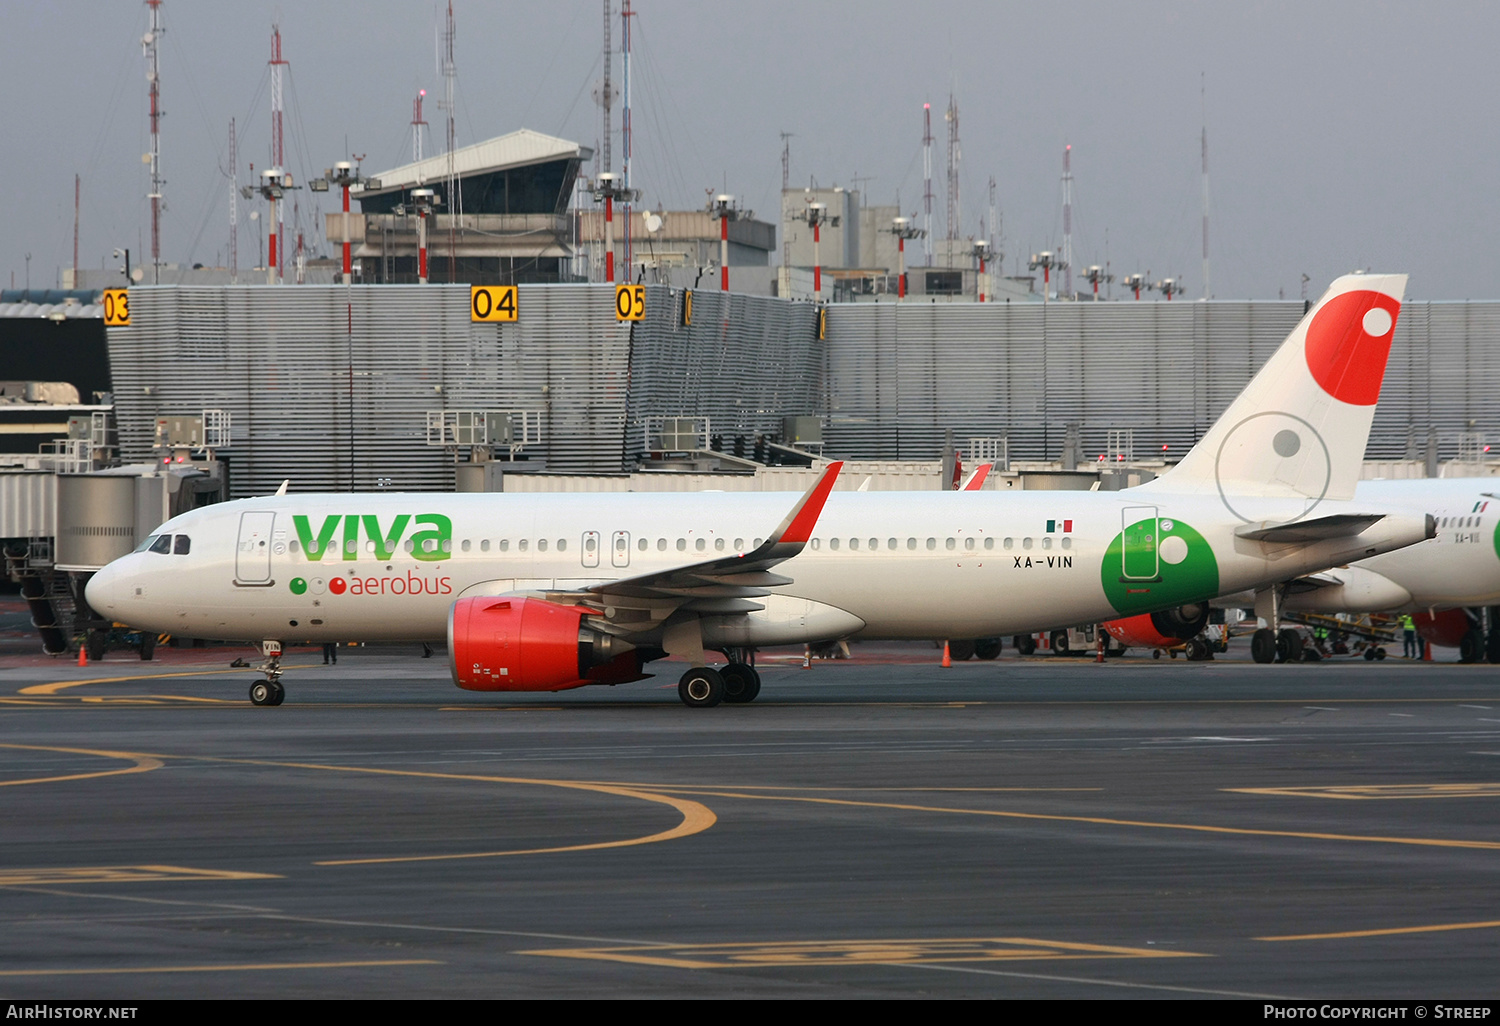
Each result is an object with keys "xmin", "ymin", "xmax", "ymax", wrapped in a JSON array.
[
  {"xmin": 470, "ymin": 285, "xmax": 518, "ymax": 323},
  {"xmin": 615, "ymin": 284, "xmax": 646, "ymax": 321},
  {"xmin": 102, "ymin": 289, "xmax": 131, "ymax": 327}
]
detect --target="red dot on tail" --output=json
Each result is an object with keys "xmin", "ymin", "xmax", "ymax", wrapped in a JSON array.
[{"xmin": 1304, "ymin": 289, "xmax": 1401, "ymax": 406}]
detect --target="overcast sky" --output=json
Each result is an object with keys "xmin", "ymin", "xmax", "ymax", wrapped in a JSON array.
[{"xmin": 5, "ymin": 1, "xmax": 1497, "ymax": 300}]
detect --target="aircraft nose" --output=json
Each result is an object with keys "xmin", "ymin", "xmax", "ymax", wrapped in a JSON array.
[{"xmin": 85, "ymin": 561, "xmax": 125, "ymax": 616}]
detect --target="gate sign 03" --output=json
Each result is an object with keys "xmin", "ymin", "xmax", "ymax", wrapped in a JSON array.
[
  {"xmin": 615, "ymin": 283, "xmax": 646, "ymax": 321},
  {"xmin": 102, "ymin": 289, "xmax": 130, "ymax": 327},
  {"xmin": 470, "ymin": 285, "xmax": 518, "ymax": 323}
]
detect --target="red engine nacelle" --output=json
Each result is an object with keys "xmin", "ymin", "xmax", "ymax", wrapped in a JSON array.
[
  {"xmin": 1413, "ymin": 608, "xmax": 1471, "ymax": 649},
  {"xmin": 1103, "ymin": 604, "xmax": 1210, "ymax": 649},
  {"xmin": 448, "ymin": 596, "xmax": 647, "ymax": 692}
]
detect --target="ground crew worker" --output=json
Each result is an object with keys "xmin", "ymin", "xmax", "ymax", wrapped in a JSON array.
[{"xmin": 1402, "ymin": 614, "xmax": 1417, "ymax": 658}]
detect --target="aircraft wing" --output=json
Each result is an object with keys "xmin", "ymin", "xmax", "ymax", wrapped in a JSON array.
[
  {"xmin": 540, "ymin": 462, "xmax": 843, "ymax": 629},
  {"xmin": 1235, "ymin": 513, "xmax": 1389, "ymax": 544}
]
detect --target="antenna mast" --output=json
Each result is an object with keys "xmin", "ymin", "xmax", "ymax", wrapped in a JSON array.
[
  {"xmin": 440, "ymin": 1, "xmax": 457, "ymax": 280},
  {"xmin": 1201, "ymin": 75, "xmax": 1211, "ymax": 300},
  {"xmin": 412, "ymin": 90, "xmax": 428, "ymax": 163},
  {"xmin": 144, "ymin": 0, "xmax": 164, "ymax": 284},
  {"xmin": 621, "ymin": 0, "xmax": 634, "ymax": 273},
  {"xmin": 922, "ymin": 103, "xmax": 933, "ymax": 266},
  {"xmin": 600, "ymin": 1, "xmax": 612, "ymax": 175},
  {"xmin": 945, "ymin": 92, "xmax": 959, "ymax": 249},
  {"xmin": 1062, "ymin": 144, "xmax": 1074, "ymax": 298},
  {"xmin": 228, "ymin": 118, "xmax": 237, "ymax": 283},
  {"xmin": 780, "ymin": 131, "xmax": 793, "ymax": 273}
]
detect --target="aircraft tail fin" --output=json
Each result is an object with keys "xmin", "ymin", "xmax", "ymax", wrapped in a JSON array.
[{"xmin": 1150, "ymin": 273, "xmax": 1406, "ymax": 517}]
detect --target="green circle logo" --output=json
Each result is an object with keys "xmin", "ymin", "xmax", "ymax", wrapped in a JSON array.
[
  {"xmin": 289, "ymin": 577, "xmax": 308, "ymax": 595},
  {"xmin": 1100, "ymin": 517, "xmax": 1219, "ymax": 615}
]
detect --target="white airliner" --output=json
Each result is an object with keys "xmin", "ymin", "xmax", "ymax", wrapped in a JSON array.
[
  {"xmin": 87, "ymin": 273, "xmax": 1434, "ymax": 707},
  {"xmin": 1216, "ymin": 477, "xmax": 1500, "ymax": 662}
]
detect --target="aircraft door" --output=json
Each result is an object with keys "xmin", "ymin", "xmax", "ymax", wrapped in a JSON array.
[
  {"xmin": 236, "ymin": 511, "xmax": 276, "ymax": 585},
  {"xmin": 1121, "ymin": 506, "xmax": 1160, "ymax": 581},
  {"xmin": 581, "ymin": 531, "xmax": 600, "ymax": 568},
  {"xmin": 611, "ymin": 531, "xmax": 630, "ymax": 568}
]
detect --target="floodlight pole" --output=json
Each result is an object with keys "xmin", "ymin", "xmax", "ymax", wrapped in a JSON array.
[
  {"xmin": 708, "ymin": 194, "xmax": 741, "ymax": 292},
  {"xmin": 592, "ymin": 173, "xmax": 637, "ymax": 284},
  {"xmin": 887, "ymin": 217, "xmax": 924, "ymax": 300}
]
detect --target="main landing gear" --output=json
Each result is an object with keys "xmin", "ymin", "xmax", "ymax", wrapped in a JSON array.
[
  {"xmin": 678, "ymin": 659, "xmax": 762, "ymax": 709},
  {"xmin": 250, "ymin": 640, "xmax": 286, "ymax": 706}
]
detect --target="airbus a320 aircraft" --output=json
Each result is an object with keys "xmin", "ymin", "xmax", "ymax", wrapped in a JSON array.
[{"xmin": 87, "ymin": 273, "xmax": 1434, "ymax": 707}]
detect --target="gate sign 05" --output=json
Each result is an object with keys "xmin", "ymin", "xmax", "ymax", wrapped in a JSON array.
[
  {"xmin": 615, "ymin": 284, "xmax": 646, "ymax": 321},
  {"xmin": 102, "ymin": 289, "xmax": 131, "ymax": 327},
  {"xmin": 470, "ymin": 285, "xmax": 518, "ymax": 323}
]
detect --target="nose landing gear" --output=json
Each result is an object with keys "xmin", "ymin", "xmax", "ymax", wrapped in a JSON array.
[{"xmin": 251, "ymin": 640, "xmax": 286, "ymax": 706}]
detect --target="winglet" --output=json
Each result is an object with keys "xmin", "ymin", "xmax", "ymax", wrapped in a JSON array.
[
  {"xmin": 961, "ymin": 463, "xmax": 992, "ymax": 491},
  {"xmin": 766, "ymin": 461, "xmax": 844, "ymax": 546},
  {"xmin": 275, "ymin": 479, "xmax": 289, "ymax": 496}
]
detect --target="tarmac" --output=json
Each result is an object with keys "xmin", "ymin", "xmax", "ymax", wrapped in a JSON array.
[{"xmin": 2, "ymin": 621, "xmax": 1499, "ymax": 999}]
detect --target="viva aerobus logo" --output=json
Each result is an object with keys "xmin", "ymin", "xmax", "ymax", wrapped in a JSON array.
[{"xmin": 288, "ymin": 513, "xmax": 454, "ymax": 599}]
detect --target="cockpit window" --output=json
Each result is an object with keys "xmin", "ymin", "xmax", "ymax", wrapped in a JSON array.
[
  {"xmin": 135, "ymin": 535, "xmax": 160, "ymax": 553},
  {"xmin": 148, "ymin": 535, "xmax": 172, "ymax": 554},
  {"xmin": 174, "ymin": 535, "xmax": 191, "ymax": 555}
]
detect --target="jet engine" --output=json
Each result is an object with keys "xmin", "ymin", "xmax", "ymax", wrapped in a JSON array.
[
  {"xmin": 448, "ymin": 596, "xmax": 646, "ymax": 692},
  {"xmin": 1103, "ymin": 603, "xmax": 1210, "ymax": 649},
  {"xmin": 1412, "ymin": 608, "xmax": 1471, "ymax": 650}
]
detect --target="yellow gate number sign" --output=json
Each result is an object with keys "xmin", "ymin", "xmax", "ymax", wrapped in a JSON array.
[
  {"xmin": 470, "ymin": 285, "xmax": 518, "ymax": 322},
  {"xmin": 615, "ymin": 283, "xmax": 646, "ymax": 321},
  {"xmin": 102, "ymin": 289, "xmax": 130, "ymax": 327}
]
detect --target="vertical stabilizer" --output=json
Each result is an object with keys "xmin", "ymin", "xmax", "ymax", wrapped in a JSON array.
[{"xmin": 1149, "ymin": 273, "xmax": 1406, "ymax": 522}]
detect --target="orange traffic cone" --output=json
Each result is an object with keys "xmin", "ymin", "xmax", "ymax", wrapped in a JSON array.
[
  {"xmin": 941, "ymin": 641, "xmax": 952, "ymax": 667},
  {"xmin": 77, "ymin": 644, "xmax": 87, "ymax": 667}
]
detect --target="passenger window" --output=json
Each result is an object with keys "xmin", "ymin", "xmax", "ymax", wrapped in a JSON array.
[
  {"xmin": 499, "ymin": 539, "xmax": 509, "ymax": 552},
  {"xmin": 754, "ymin": 538, "xmax": 764, "ymax": 547},
  {"xmin": 714, "ymin": 538, "xmax": 725, "ymax": 551},
  {"xmin": 557, "ymin": 539, "xmax": 566, "ymax": 552},
  {"xmin": 586, "ymin": 537, "xmax": 597, "ymax": 552},
  {"xmin": 888, "ymin": 538, "xmax": 898, "ymax": 550},
  {"xmin": 480, "ymin": 539, "xmax": 490, "ymax": 552},
  {"xmin": 289, "ymin": 540, "xmax": 300, "ymax": 553},
  {"xmin": 870, "ymin": 538, "xmax": 879, "ymax": 551},
  {"xmin": 1004, "ymin": 538, "xmax": 1014, "ymax": 550},
  {"xmin": 677, "ymin": 538, "xmax": 687, "ymax": 551},
  {"xmin": 1061, "ymin": 537, "xmax": 1073, "ymax": 550},
  {"xmin": 1042, "ymin": 537, "xmax": 1052, "ymax": 550},
  {"xmin": 538, "ymin": 539, "xmax": 548, "ymax": 552},
  {"xmin": 849, "ymin": 538, "xmax": 859, "ymax": 551},
  {"xmin": 148, "ymin": 535, "xmax": 172, "ymax": 554},
  {"xmin": 461, "ymin": 539, "xmax": 471, "ymax": 552},
  {"xmin": 811, "ymin": 538, "xmax": 821, "ymax": 550},
  {"xmin": 441, "ymin": 539, "xmax": 453, "ymax": 553},
  {"xmin": 658, "ymin": 538, "xmax": 667, "ymax": 551},
  {"xmin": 964, "ymin": 537, "xmax": 975, "ymax": 551},
  {"xmin": 983, "ymin": 537, "xmax": 994, "ymax": 550},
  {"xmin": 907, "ymin": 538, "xmax": 917, "ymax": 550},
  {"xmin": 174, "ymin": 535, "xmax": 191, "ymax": 555},
  {"xmin": 926, "ymin": 538, "xmax": 936, "ymax": 550},
  {"xmin": 638, "ymin": 537, "xmax": 648, "ymax": 551},
  {"xmin": 830, "ymin": 538, "xmax": 841, "ymax": 551},
  {"xmin": 695, "ymin": 538, "xmax": 706, "ymax": 552},
  {"xmin": 346, "ymin": 539, "xmax": 358, "ymax": 555},
  {"xmin": 519, "ymin": 539, "xmax": 529, "ymax": 552},
  {"xmin": 734, "ymin": 538, "xmax": 745, "ymax": 551},
  {"xmin": 1022, "ymin": 537, "xmax": 1033, "ymax": 550},
  {"xmin": 945, "ymin": 538, "xmax": 956, "ymax": 551},
  {"xmin": 403, "ymin": 539, "xmax": 415, "ymax": 553}
]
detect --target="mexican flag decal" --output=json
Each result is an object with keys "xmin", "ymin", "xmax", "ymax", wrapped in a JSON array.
[{"xmin": 1045, "ymin": 519, "xmax": 1073, "ymax": 534}]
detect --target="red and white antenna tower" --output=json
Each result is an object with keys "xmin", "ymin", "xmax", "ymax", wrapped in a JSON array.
[
  {"xmin": 922, "ymin": 103, "xmax": 933, "ymax": 266},
  {"xmin": 269, "ymin": 22, "xmax": 287, "ymax": 281},
  {"xmin": 1062, "ymin": 144, "xmax": 1074, "ymax": 298},
  {"xmin": 945, "ymin": 92, "xmax": 960, "ymax": 248},
  {"xmin": 144, "ymin": 0, "xmax": 164, "ymax": 284},
  {"xmin": 599, "ymin": 1, "xmax": 613, "ymax": 176},
  {"xmin": 411, "ymin": 90, "xmax": 428, "ymax": 163}
]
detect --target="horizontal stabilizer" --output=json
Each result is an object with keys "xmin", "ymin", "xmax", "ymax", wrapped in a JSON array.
[{"xmin": 1235, "ymin": 513, "xmax": 1386, "ymax": 543}]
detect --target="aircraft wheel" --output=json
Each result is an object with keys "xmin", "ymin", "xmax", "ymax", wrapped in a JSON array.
[
  {"xmin": 1251, "ymin": 628, "xmax": 1277, "ymax": 664},
  {"xmin": 1460, "ymin": 629, "xmax": 1485, "ymax": 664},
  {"xmin": 678, "ymin": 667, "xmax": 725, "ymax": 708},
  {"xmin": 974, "ymin": 638, "xmax": 1003, "ymax": 660},
  {"xmin": 1276, "ymin": 629, "xmax": 1303, "ymax": 664},
  {"xmin": 948, "ymin": 639, "xmax": 976, "ymax": 662},
  {"xmin": 270, "ymin": 682, "xmax": 286, "ymax": 706},
  {"xmin": 1185, "ymin": 637, "xmax": 1209, "ymax": 661},
  {"xmin": 86, "ymin": 629, "xmax": 108, "ymax": 663},
  {"xmin": 138, "ymin": 633, "xmax": 156, "ymax": 661},
  {"xmin": 1049, "ymin": 630, "xmax": 1070, "ymax": 655},
  {"xmin": 1152, "ymin": 649, "xmax": 1162, "ymax": 660},
  {"xmin": 1014, "ymin": 634, "xmax": 1036, "ymax": 656},
  {"xmin": 1375, "ymin": 647, "xmax": 1387, "ymax": 661},
  {"xmin": 721, "ymin": 663, "xmax": 761, "ymax": 704},
  {"xmin": 250, "ymin": 681, "xmax": 276, "ymax": 706}
]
